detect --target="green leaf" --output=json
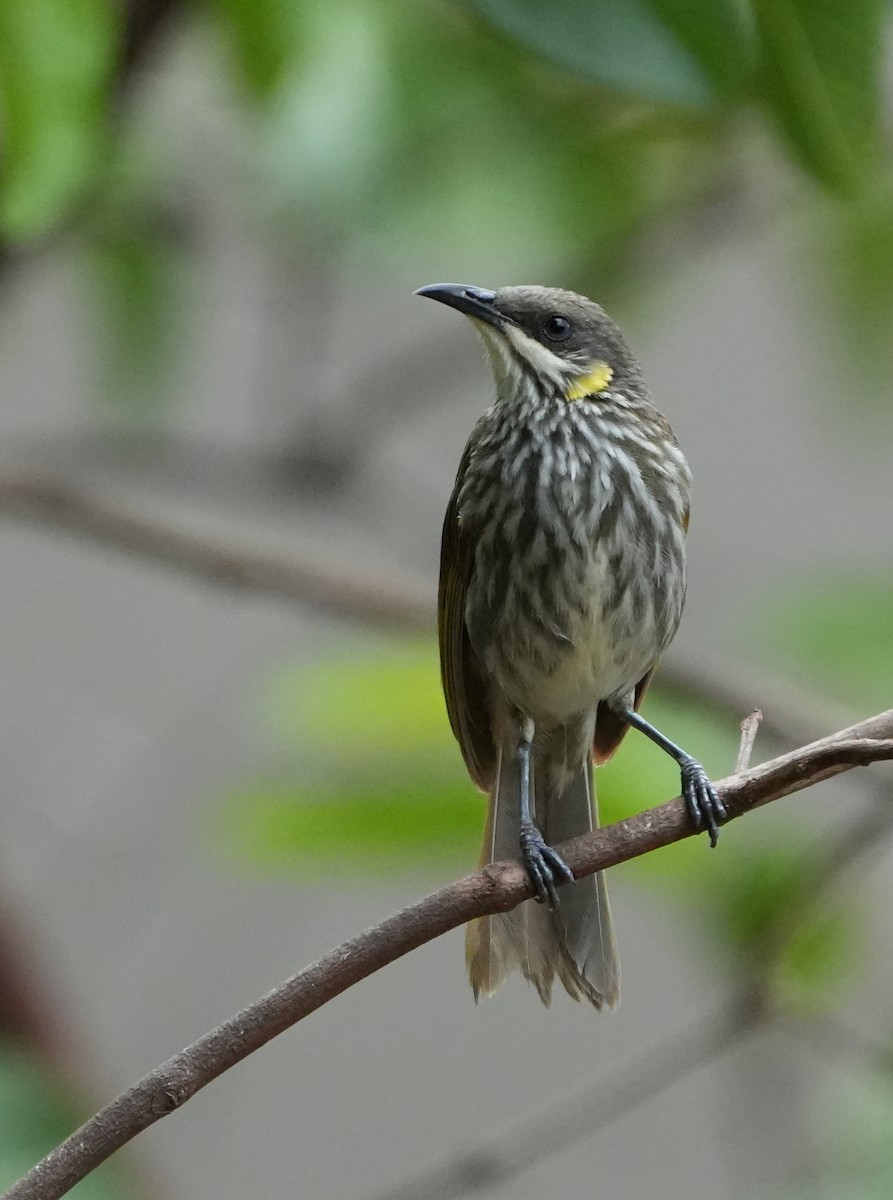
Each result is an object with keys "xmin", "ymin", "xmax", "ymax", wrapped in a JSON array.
[
  {"xmin": 709, "ymin": 844, "xmax": 863, "ymax": 1004},
  {"xmin": 755, "ymin": 575, "xmax": 893, "ymax": 711},
  {"xmin": 466, "ymin": 0, "xmax": 719, "ymax": 108},
  {"xmin": 87, "ymin": 226, "xmax": 183, "ymax": 419},
  {"xmin": 644, "ymin": 0, "xmax": 752, "ymax": 96},
  {"xmin": 0, "ymin": 0, "xmax": 117, "ymax": 240},
  {"xmin": 819, "ymin": 181, "xmax": 893, "ymax": 381},
  {"xmin": 774, "ymin": 902, "xmax": 862, "ymax": 1013},
  {"xmin": 269, "ymin": 641, "xmax": 452, "ymax": 760},
  {"xmin": 205, "ymin": 0, "xmax": 305, "ymax": 97},
  {"xmin": 753, "ymin": 0, "xmax": 884, "ymax": 192},
  {"xmin": 215, "ymin": 772, "xmax": 481, "ymax": 875}
]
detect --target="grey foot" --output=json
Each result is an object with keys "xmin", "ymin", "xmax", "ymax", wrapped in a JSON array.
[
  {"xmin": 680, "ymin": 756, "xmax": 727, "ymax": 848},
  {"xmin": 519, "ymin": 821, "xmax": 574, "ymax": 907}
]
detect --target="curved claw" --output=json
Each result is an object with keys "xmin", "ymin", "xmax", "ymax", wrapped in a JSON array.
[
  {"xmin": 519, "ymin": 822, "xmax": 574, "ymax": 908},
  {"xmin": 680, "ymin": 757, "xmax": 727, "ymax": 848}
]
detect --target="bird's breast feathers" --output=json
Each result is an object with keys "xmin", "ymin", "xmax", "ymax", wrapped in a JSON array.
[{"xmin": 460, "ymin": 398, "xmax": 689, "ymax": 721}]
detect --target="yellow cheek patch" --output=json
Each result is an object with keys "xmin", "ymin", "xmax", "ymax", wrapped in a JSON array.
[{"xmin": 565, "ymin": 362, "xmax": 613, "ymax": 402}]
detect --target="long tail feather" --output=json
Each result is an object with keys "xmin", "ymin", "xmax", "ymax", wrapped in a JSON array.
[
  {"xmin": 544, "ymin": 759, "xmax": 620, "ymax": 1008},
  {"xmin": 466, "ymin": 742, "xmax": 620, "ymax": 1008}
]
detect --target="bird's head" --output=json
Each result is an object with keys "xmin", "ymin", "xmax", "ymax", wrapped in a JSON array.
[{"xmin": 415, "ymin": 283, "xmax": 642, "ymax": 403}]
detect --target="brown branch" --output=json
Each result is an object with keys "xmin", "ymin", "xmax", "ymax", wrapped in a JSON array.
[
  {"xmin": 3, "ymin": 710, "xmax": 893, "ymax": 1200},
  {"xmin": 0, "ymin": 474, "xmax": 431, "ymax": 631}
]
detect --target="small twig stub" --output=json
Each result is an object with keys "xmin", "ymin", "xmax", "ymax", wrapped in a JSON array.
[{"xmin": 736, "ymin": 709, "xmax": 763, "ymax": 774}]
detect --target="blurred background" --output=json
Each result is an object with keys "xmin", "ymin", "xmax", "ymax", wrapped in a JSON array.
[{"xmin": 2, "ymin": 1, "xmax": 893, "ymax": 1197}]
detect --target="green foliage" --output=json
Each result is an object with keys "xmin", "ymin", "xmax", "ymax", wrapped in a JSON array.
[
  {"xmin": 753, "ymin": 0, "xmax": 884, "ymax": 193},
  {"xmin": 775, "ymin": 901, "xmax": 861, "ymax": 1013},
  {"xmin": 819, "ymin": 181, "xmax": 893, "ymax": 380},
  {"xmin": 270, "ymin": 640, "xmax": 451, "ymax": 762},
  {"xmin": 241, "ymin": 0, "xmax": 718, "ymax": 283},
  {"xmin": 219, "ymin": 642, "xmax": 479, "ymax": 875},
  {"xmin": 1, "ymin": 0, "xmax": 888, "ymax": 397},
  {"xmin": 645, "ymin": 0, "xmax": 752, "ymax": 98},
  {"xmin": 755, "ymin": 575, "xmax": 893, "ymax": 711},
  {"xmin": 467, "ymin": 0, "xmax": 733, "ymax": 107},
  {"xmin": 220, "ymin": 776, "xmax": 482, "ymax": 875},
  {"xmin": 468, "ymin": 0, "xmax": 885, "ymax": 189},
  {"xmin": 0, "ymin": 0, "xmax": 116, "ymax": 239},
  {"xmin": 708, "ymin": 842, "xmax": 863, "ymax": 1011},
  {"xmin": 0, "ymin": 1040, "xmax": 121, "ymax": 1197},
  {"xmin": 0, "ymin": 0, "xmax": 887, "ymax": 244},
  {"xmin": 206, "ymin": 0, "xmax": 306, "ymax": 96},
  {"xmin": 87, "ymin": 227, "xmax": 183, "ymax": 417}
]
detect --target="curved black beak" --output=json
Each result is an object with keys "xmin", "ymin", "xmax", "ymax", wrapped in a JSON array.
[{"xmin": 415, "ymin": 283, "xmax": 502, "ymax": 328}]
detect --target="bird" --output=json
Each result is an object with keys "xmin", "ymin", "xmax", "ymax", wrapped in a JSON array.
[{"xmin": 416, "ymin": 282, "xmax": 726, "ymax": 1009}]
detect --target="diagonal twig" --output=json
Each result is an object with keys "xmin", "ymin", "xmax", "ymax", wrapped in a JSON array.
[
  {"xmin": 736, "ymin": 709, "xmax": 763, "ymax": 773},
  {"xmin": 0, "ymin": 473, "xmax": 431, "ymax": 631}
]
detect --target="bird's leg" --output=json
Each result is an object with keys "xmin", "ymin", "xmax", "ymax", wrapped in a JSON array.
[
  {"xmin": 517, "ymin": 729, "xmax": 574, "ymax": 907},
  {"xmin": 621, "ymin": 709, "xmax": 728, "ymax": 847}
]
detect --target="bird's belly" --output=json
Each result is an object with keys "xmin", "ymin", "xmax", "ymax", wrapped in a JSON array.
[
  {"xmin": 471, "ymin": 545, "xmax": 675, "ymax": 726},
  {"xmin": 505, "ymin": 623, "xmax": 627, "ymax": 723}
]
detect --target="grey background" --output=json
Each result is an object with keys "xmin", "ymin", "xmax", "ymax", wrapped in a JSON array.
[{"xmin": 2, "ymin": 27, "xmax": 892, "ymax": 1200}]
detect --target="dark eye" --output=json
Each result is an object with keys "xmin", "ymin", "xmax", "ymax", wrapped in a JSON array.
[{"xmin": 543, "ymin": 314, "xmax": 572, "ymax": 341}]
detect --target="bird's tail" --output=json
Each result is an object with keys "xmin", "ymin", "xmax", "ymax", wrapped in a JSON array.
[{"xmin": 465, "ymin": 741, "xmax": 620, "ymax": 1008}]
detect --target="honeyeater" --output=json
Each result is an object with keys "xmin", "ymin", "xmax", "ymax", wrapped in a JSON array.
[{"xmin": 417, "ymin": 282, "xmax": 724, "ymax": 1008}]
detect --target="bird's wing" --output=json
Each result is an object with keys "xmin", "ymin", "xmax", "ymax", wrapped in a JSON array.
[
  {"xmin": 592, "ymin": 670, "xmax": 653, "ymax": 765},
  {"xmin": 438, "ymin": 448, "xmax": 496, "ymax": 792}
]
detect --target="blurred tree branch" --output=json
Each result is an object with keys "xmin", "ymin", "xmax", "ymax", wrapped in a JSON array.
[
  {"xmin": 0, "ymin": 470, "xmax": 861, "ymax": 749},
  {"xmin": 0, "ymin": 473, "xmax": 430, "ymax": 631},
  {"xmin": 373, "ymin": 995, "xmax": 759, "ymax": 1200},
  {"xmin": 4, "ymin": 708, "xmax": 893, "ymax": 1200}
]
